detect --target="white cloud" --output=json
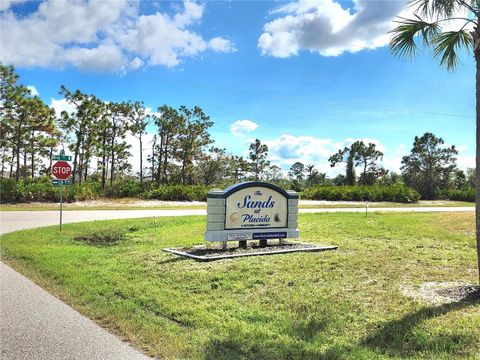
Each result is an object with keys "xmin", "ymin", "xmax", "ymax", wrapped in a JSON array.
[
  {"xmin": 208, "ymin": 37, "xmax": 237, "ymax": 53},
  {"xmin": 125, "ymin": 131, "xmax": 156, "ymax": 177},
  {"xmin": 265, "ymin": 134, "xmax": 335, "ymax": 174},
  {"xmin": 27, "ymin": 85, "xmax": 39, "ymax": 96},
  {"xmin": 173, "ymin": 0, "xmax": 203, "ymax": 28},
  {"xmin": 456, "ymin": 144, "xmax": 475, "ymax": 171},
  {"xmin": 1, "ymin": 0, "xmax": 236, "ymax": 72},
  {"xmin": 0, "ymin": 0, "xmax": 133, "ymax": 70},
  {"xmin": 62, "ymin": 43, "xmax": 126, "ymax": 73},
  {"xmin": 0, "ymin": 0, "xmax": 26, "ymax": 11},
  {"xmin": 457, "ymin": 155, "xmax": 475, "ymax": 171},
  {"xmin": 49, "ymin": 98, "xmax": 77, "ymax": 118},
  {"xmin": 262, "ymin": 134, "xmax": 400, "ymax": 177},
  {"xmin": 456, "ymin": 144, "xmax": 468, "ymax": 152},
  {"xmin": 117, "ymin": 10, "xmax": 209, "ymax": 67},
  {"xmin": 230, "ymin": 120, "xmax": 258, "ymax": 137},
  {"xmin": 258, "ymin": 0, "xmax": 401, "ymax": 58},
  {"xmin": 129, "ymin": 57, "xmax": 144, "ymax": 70},
  {"xmin": 378, "ymin": 143, "xmax": 475, "ymax": 174},
  {"xmin": 258, "ymin": 0, "xmax": 472, "ymax": 58},
  {"xmin": 334, "ymin": 137, "xmax": 385, "ymax": 153},
  {"xmin": 145, "ymin": 106, "xmax": 161, "ymax": 118},
  {"xmin": 382, "ymin": 144, "xmax": 408, "ymax": 173}
]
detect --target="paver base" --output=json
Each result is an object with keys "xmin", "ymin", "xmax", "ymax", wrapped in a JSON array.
[{"xmin": 163, "ymin": 241, "xmax": 338, "ymax": 261}]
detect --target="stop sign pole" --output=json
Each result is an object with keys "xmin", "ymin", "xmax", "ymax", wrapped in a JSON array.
[{"xmin": 51, "ymin": 150, "xmax": 72, "ymax": 231}]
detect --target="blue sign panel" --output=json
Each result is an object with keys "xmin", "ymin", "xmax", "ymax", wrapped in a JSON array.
[{"xmin": 253, "ymin": 232, "xmax": 287, "ymax": 240}]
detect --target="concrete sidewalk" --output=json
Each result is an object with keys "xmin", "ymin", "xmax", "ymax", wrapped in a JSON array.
[
  {"xmin": 0, "ymin": 261, "xmax": 151, "ymax": 360},
  {"xmin": 0, "ymin": 210, "xmax": 160, "ymax": 359}
]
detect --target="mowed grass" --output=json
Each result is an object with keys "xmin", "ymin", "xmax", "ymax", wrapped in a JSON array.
[{"xmin": 1, "ymin": 213, "xmax": 479, "ymax": 359}]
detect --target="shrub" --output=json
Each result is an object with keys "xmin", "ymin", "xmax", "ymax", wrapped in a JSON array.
[
  {"xmin": 0, "ymin": 177, "xmax": 100, "ymax": 203},
  {"xmin": 63, "ymin": 182, "xmax": 99, "ymax": 202},
  {"xmin": 106, "ymin": 180, "xmax": 143, "ymax": 198},
  {"xmin": 437, "ymin": 187, "xmax": 475, "ymax": 202},
  {"xmin": 18, "ymin": 180, "xmax": 58, "ymax": 202},
  {"xmin": 143, "ymin": 184, "xmax": 209, "ymax": 201},
  {"xmin": 0, "ymin": 178, "xmax": 18, "ymax": 203},
  {"xmin": 302, "ymin": 185, "xmax": 420, "ymax": 203},
  {"xmin": 13, "ymin": 177, "xmax": 58, "ymax": 202}
]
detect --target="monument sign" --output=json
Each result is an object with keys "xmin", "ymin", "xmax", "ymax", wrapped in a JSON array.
[{"xmin": 205, "ymin": 182, "xmax": 299, "ymax": 248}]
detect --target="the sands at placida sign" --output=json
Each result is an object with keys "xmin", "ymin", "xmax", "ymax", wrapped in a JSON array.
[
  {"xmin": 225, "ymin": 186, "xmax": 288, "ymax": 229},
  {"xmin": 205, "ymin": 182, "xmax": 299, "ymax": 244}
]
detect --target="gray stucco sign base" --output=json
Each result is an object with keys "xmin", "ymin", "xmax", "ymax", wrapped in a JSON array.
[
  {"xmin": 165, "ymin": 182, "xmax": 338, "ymax": 261},
  {"xmin": 205, "ymin": 182, "xmax": 300, "ymax": 246}
]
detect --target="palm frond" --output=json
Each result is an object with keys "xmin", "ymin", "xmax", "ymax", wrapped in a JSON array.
[
  {"xmin": 389, "ymin": 17, "xmax": 441, "ymax": 59},
  {"xmin": 408, "ymin": 0, "xmax": 459, "ymax": 18},
  {"xmin": 432, "ymin": 30, "xmax": 473, "ymax": 69},
  {"xmin": 460, "ymin": 0, "xmax": 480, "ymax": 15}
]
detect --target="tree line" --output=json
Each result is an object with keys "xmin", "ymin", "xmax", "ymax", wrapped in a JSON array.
[
  {"xmin": 325, "ymin": 133, "xmax": 474, "ymax": 199},
  {"xmin": 0, "ymin": 64, "xmax": 286, "ymax": 190},
  {"xmin": 0, "ymin": 64, "xmax": 475, "ymax": 200}
]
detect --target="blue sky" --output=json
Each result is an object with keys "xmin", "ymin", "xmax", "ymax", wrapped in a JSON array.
[{"xmin": 1, "ymin": 0, "xmax": 475, "ymax": 176}]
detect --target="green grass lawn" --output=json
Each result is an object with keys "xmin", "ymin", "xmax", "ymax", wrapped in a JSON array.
[
  {"xmin": 298, "ymin": 201, "xmax": 475, "ymax": 209},
  {"xmin": 1, "ymin": 213, "xmax": 479, "ymax": 359}
]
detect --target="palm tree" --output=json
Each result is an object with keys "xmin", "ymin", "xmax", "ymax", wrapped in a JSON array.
[
  {"xmin": 305, "ymin": 164, "xmax": 315, "ymax": 186},
  {"xmin": 389, "ymin": 0, "xmax": 479, "ymax": 283}
]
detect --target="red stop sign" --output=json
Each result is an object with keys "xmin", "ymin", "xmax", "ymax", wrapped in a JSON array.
[{"xmin": 52, "ymin": 161, "xmax": 72, "ymax": 180}]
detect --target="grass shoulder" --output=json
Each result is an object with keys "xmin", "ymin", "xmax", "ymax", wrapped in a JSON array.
[{"xmin": 1, "ymin": 212, "xmax": 478, "ymax": 359}]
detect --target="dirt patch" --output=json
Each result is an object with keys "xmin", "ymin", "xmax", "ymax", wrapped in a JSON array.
[
  {"xmin": 187, "ymin": 241, "xmax": 321, "ymax": 257},
  {"xmin": 74, "ymin": 228, "xmax": 126, "ymax": 245},
  {"xmin": 401, "ymin": 282, "xmax": 480, "ymax": 305},
  {"xmin": 436, "ymin": 285, "xmax": 480, "ymax": 301}
]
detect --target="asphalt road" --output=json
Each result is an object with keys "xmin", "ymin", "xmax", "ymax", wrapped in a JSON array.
[
  {"xmin": 0, "ymin": 206, "xmax": 475, "ymax": 359},
  {"xmin": 0, "ymin": 209, "xmax": 206, "ymax": 235}
]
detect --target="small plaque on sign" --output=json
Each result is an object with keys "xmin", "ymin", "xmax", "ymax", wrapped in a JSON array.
[
  {"xmin": 227, "ymin": 233, "xmax": 253, "ymax": 241},
  {"xmin": 52, "ymin": 179, "xmax": 72, "ymax": 186},
  {"xmin": 52, "ymin": 155, "xmax": 72, "ymax": 161},
  {"xmin": 253, "ymin": 232, "xmax": 287, "ymax": 240}
]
